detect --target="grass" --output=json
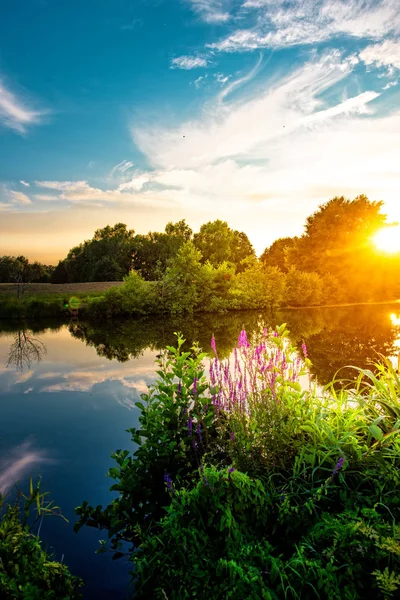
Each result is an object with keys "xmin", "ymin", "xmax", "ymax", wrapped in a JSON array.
[
  {"xmin": 0, "ymin": 282, "xmax": 123, "ymax": 319},
  {"xmin": 0, "ymin": 281, "xmax": 123, "ymax": 295}
]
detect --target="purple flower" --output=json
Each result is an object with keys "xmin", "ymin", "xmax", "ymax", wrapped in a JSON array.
[
  {"xmin": 193, "ymin": 377, "xmax": 198, "ymax": 398},
  {"xmin": 301, "ymin": 343, "xmax": 308, "ymax": 358},
  {"xmin": 177, "ymin": 380, "xmax": 182, "ymax": 395},
  {"xmin": 230, "ymin": 431, "xmax": 235, "ymax": 442},
  {"xmin": 228, "ymin": 467, "xmax": 235, "ymax": 474},
  {"xmin": 211, "ymin": 336, "xmax": 217, "ymax": 356},
  {"xmin": 273, "ymin": 331, "xmax": 278, "ymax": 337},
  {"xmin": 188, "ymin": 416, "xmax": 193, "ymax": 437},
  {"xmin": 164, "ymin": 473, "xmax": 173, "ymax": 492},
  {"xmin": 332, "ymin": 456, "xmax": 345, "ymax": 476},
  {"xmin": 196, "ymin": 423, "xmax": 203, "ymax": 445},
  {"xmin": 238, "ymin": 329, "xmax": 249, "ymax": 348}
]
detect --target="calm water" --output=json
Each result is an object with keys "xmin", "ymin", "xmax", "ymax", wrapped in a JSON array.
[{"xmin": 1, "ymin": 304, "xmax": 400, "ymax": 598}]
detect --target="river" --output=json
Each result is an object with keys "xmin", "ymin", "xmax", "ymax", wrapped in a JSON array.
[{"xmin": 1, "ymin": 304, "xmax": 400, "ymax": 598}]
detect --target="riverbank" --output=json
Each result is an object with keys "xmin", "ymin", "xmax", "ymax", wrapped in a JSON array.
[{"xmin": 1, "ymin": 281, "xmax": 400, "ymax": 320}]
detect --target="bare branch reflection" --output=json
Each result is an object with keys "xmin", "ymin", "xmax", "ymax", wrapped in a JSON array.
[{"xmin": 6, "ymin": 330, "xmax": 47, "ymax": 371}]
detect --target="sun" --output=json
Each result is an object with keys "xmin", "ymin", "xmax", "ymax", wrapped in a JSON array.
[{"xmin": 372, "ymin": 225, "xmax": 400, "ymax": 253}]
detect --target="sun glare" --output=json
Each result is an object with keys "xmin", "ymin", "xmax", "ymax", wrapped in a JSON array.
[{"xmin": 372, "ymin": 226, "xmax": 400, "ymax": 253}]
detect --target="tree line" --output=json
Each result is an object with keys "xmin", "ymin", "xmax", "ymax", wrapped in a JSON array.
[{"xmin": 1, "ymin": 195, "xmax": 399, "ymax": 307}]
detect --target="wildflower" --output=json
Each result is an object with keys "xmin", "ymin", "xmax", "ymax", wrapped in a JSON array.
[
  {"xmin": 196, "ymin": 423, "xmax": 203, "ymax": 445},
  {"xmin": 301, "ymin": 343, "xmax": 308, "ymax": 358},
  {"xmin": 177, "ymin": 380, "xmax": 182, "ymax": 395},
  {"xmin": 230, "ymin": 431, "xmax": 235, "ymax": 442},
  {"xmin": 164, "ymin": 473, "xmax": 173, "ymax": 492},
  {"xmin": 211, "ymin": 336, "xmax": 217, "ymax": 356},
  {"xmin": 187, "ymin": 416, "xmax": 193, "ymax": 437},
  {"xmin": 228, "ymin": 467, "xmax": 235, "ymax": 474},
  {"xmin": 192, "ymin": 377, "xmax": 198, "ymax": 397},
  {"xmin": 238, "ymin": 329, "xmax": 249, "ymax": 348},
  {"xmin": 332, "ymin": 456, "xmax": 345, "ymax": 476}
]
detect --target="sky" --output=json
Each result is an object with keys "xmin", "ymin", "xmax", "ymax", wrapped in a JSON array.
[{"xmin": 0, "ymin": 0, "xmax": 399, "ymax": 263}]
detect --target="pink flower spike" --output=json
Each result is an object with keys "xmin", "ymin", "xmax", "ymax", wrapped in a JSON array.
[
  {"xmin": 238, "ymin": 329, "xmax": 249, "ymax": 348},
  {"xmin": 211, "ymin": 336, "xmax": 217, "ymax": 356}
]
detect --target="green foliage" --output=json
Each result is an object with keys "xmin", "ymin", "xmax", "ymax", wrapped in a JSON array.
[
  {"xmin": 0, "ymin": 256, "xmax": 54, "ymax": 287},
  {"xmin": 75, "ymin": 328, "xmax": 400, "ymax": 599},
  {"xmin": 64, "ymin": 223, "xmax": 135, "ymax": 283},
  {"xmin": 230, "ymin": 263, "xmax": 286, "ymax": 310},
  {"xmin": 285, "ymin": 267, "xmax": 324, "ymax": 306},
  {"xmin": 193, "ymin": 220, "xmax": 255, "ymax": 269},
  {"xmin": 260, "ymin": 237, "xmax": 298, "ymax": 272},
  {"xmin": 0, "ymin": 480, "xmax": 83, "ymax": 600},
  {"xmin": 131, "ymin": 220, "xmax": 193, "ymax": 281}
]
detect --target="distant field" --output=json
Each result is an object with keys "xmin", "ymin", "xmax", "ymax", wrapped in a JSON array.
[{"xmin": 0, "ymin": 282, "xmax": 124, "ymax": 295}]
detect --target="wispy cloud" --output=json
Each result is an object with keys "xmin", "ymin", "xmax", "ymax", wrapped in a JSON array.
[
  {"xmin": 359, "ymin": 39, "xmax": 400, "ymax": 75},
  {"xmin": 134, "ymin": 51, "xmax": 361, "ymax": 169},
  {"xmin": 110, "ymin": 159, "xmax": 135, "ymax": 177},
  {"xmin": 209, "ymin": 0, "xmax": 400, "ymax": 52},
  {"xmin": 189, "ymin": 0, "xmax": 231, "ymax": 23},
  {"xmin": 0, "ymin": 78, "xmax": 46, "ymax": 133},
  {"xmin": 171, "ymin": 56, "xmax": 209, "ymax": 69},
  {"xmin": 10, "ymin": 190, "xmax": 32, "ymax": 205},
  {"xmin": 218, "ymin": 52, "xmax": 262, "ymax": 102},
  {"xmin": 20, "ymin": 180, "xmax": 30, "ymax": 187},
  {"xmin": 0, "ymin": 441, "xmax": 54, "ymax": 495},
  {"xmin": 34, "ymin": 179, "xmax": 177, "ymax": 207}
]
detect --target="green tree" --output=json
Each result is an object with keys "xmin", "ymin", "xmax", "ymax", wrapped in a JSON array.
[
  {"xmin": 132, "ymin": 220, "xmax": 193, "ymax": 280},
  {"xmin": 161, "ymin": 241, "xmax": 207, "ymax": 314},
  {"xmin": 193, "ymin": 220, "xmax": 255, "ymax": 269},
  {"xmin": 64, "ymin": 223, "xmax": 135, "ymax": 282},
  {"xmin": 260, "ymin": 237, "xmax": 297, "ymax": 272}
]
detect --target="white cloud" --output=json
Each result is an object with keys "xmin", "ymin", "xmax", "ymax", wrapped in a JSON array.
[
  {"xmin": 133, "ymin": 51, "xmax": 361, "ymax": 170},
  {"xmin": 34, "ymin": 194, "xmax": 61, "ymax": 201},
  {"xmin": 359, "ymin": 39, "xmax": 400, "ymax": 75},
  {"xmin": 189, "ymin": 0, "xmax": 230, "ymax": 23},
  {"xmin": 171, "ymin": 56, "xmax": 209, "ymax": 69},
  {"xmin": 382, "ymin": 80, "xmax": 398, "ymax": 89},
  {"xmin": 209, "ymin": 0, "xmax": 400, "ymax": 51},
  {"xmin": 0, "ymin": 79, "xmax": 46, "ymax": 133},
  {"xmin": 10, "ymin": 190, "xmax": 31, "ymax": 205},
  {"xmin": 34, "ymin": 178, "xmax": 177, "ymax": 207},
  {"xmin": 218, "ymin": 53, "xmax": 262, "ymax": 102},
  {"xmin": 110, "ymin": 159, "xmax": 135, "ymax": 177},
  {"xmin": 193, "ymin": 75, "xmax": 207, "ymax": 88},
  {"xmin": 20, "ymin": 180, "xmax": 30, "ymax": 187}
]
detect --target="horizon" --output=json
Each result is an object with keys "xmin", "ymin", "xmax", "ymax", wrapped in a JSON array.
[{"xmin": 1, "ymin": 0, "xmax": 399, "ymax": 263}]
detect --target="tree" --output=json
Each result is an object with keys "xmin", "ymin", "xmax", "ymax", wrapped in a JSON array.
[
  {"xmin": 161, "ymin": 242, "xmax": 207, "ymax": 314},
  {"xmin": 64, "ymin": 223, "xmax": 136, "ymax": 282},
  {"xmin": 132, "ymin": 220, "xmax": 193, "ymax": 280},
  {"xmin": 286, "ymin": 195, "xmax": 389, "ymax": 301},
  {"xmin": 193, "ymin": 220, "xmax": 255, "ymax": 269},
  {"xmin": 260, "ymin": 237, "xmax": 297, "ymax": 272}
]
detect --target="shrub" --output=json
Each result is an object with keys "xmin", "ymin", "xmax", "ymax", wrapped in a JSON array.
[
  {"xmin": 75, "ymin": 327, "xmax": 400, "ymax": 599},
  {"xmin": 0, "ymin": 480, "xmax": 83, "ymax": 599}
]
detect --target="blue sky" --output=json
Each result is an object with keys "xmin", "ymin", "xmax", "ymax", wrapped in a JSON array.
[{"xmin": 0, "ymin": 0, "xmax": 399, "ymax": 261}]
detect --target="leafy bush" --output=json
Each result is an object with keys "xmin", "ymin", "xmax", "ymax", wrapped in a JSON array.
[
  {"xmin": 75, "ymin": 327, "xmax": 400, "ymax": 599},
  {"xmin": 0, "ymin": 480, "xmax": 83, "ymax": 599}
]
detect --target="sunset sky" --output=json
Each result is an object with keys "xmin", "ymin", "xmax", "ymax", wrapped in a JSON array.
[{"xmin": 0, "ymin": 0, "xmax": 399, "ymax": 263}]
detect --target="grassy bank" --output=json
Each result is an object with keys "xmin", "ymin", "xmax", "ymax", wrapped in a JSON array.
[
  {"xmin": 1, "ymin": 275, "xmax": 399, "ymax": 320},
  {"xmin": 74, "ymin": 326, "xmax": 400, "ymax": 599},
  {"xmin": 0, "ymin": 282, "xmax": 123, "ymax": 319}
]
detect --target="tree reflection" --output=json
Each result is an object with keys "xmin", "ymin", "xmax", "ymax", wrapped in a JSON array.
[
  {"xmin": 6, "ymin": 330, "xmax": 47, "ymax": 371},
  {"xmin": 67, "ymin": 304, "xmax": 400, "ymax": 387}
]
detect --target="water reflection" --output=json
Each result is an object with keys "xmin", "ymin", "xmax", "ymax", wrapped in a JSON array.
[
  {"xmin": 6, "ymin": 329, "xmax": 47, "ymax": 371},
  {"xmin": 67, "ymin": 304, "xmax": 400, "ymax": 386}
]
